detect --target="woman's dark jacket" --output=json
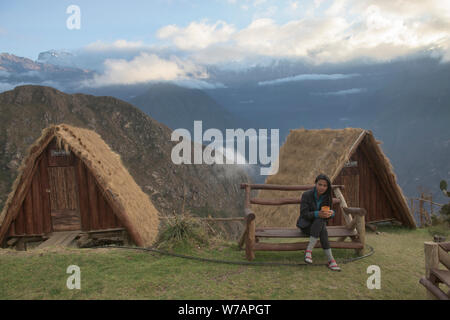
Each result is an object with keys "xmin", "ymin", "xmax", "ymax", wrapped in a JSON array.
[{"xmin": 296, "ymin": 187, "xmax": 333, "ymax": 229}]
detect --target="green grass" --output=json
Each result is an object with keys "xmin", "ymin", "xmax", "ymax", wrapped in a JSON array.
[{"xmin": 0, "ymin": 226, "xmax": 434, "ymax": 299}]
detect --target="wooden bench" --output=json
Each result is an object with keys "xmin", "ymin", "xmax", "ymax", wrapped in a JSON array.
[
  {"xmin": 238, "ymin": 183, "xmax": 367, "ymax": 261},
  {"xmin": 419, "ymin": 241, "xmax": 450, "ymax": 300}
]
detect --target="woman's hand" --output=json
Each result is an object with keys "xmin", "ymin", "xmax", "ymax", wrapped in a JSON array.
[{"xmin": 318, "ymin": 210, "xmax": 333, "ymax": 218}]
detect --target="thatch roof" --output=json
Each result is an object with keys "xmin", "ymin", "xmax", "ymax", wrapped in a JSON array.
[
  {"xmin": 0, "ymin": 124, "xmax": 160, "ymax": 247},
  {"xmin": 253, "ymin": 128, "xmax": 416, "ymax": 228}
]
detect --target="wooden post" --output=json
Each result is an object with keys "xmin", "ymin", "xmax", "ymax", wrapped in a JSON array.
[
  {"xmin": 246, "ymin": 217, "xmax": 255, "ymax": 261},
  {"xmin": 238, "ymin": 229, "xmax": 247, "ymax": 249},
  {"xmin": 419, "ymin": 194, "xmax": 424, "ymax": 227},
  {"xmin": 426, "ymin": 194, "xmax": 432, "ymax": 226},
  {"xmin": 354, "ymin": 214, "xmax": 365, "ymax": 256},
  {"xmin": 244, "ymin": 206, "xmax": 256, "ymax": 261},
  {"xmin": 424, "ymin": 241, "xmax": 440, "ymax": 300},
  {"xmin": 238, "ymin": 185, "xmax": 252, "ymax": 249}
]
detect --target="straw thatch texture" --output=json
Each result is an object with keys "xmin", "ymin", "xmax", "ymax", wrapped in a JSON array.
[
  {"xmin": 0, "ymin": 124, "xmax": 160, "ymax": 247},
  {"xmin": 253, "ymin": 128, "xmax": 366, "ymax": 228}
]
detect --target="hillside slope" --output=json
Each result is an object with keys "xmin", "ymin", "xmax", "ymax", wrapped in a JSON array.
[{"xmin": 130, "ymin": 83, "xmax": 244, "ymax": 133}]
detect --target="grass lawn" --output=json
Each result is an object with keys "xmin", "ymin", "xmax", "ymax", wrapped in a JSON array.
[{"xmin": 0, "ymin": 226, "xmax": 435, "ymax": 299}]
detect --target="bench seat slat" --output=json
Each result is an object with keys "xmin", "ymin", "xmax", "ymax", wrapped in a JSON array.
[
  {"xmin": 431, "ymin": 268, "xmax": 450, "ymax": 287},
  {"xmin": 253, "ymin": 241, "xmax": 363, "ymax": 251},
  {"xmin": 255, "ymin": 226, "xmax": 357, "ymax": 238}
]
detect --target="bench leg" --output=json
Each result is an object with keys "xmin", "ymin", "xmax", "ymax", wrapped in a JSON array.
[
  {"xmin": 355, "ymin": 215, "xmax": 365, "ymax": 256},
  {"xmin": 238, "ymin": 229, "xmax": 247, "ymax": 250},
  {"xmin": 245, "ymin": 219, "xmax": 255, "ymax": 261}
]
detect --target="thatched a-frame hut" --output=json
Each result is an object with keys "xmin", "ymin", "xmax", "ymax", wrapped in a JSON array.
[
  {"xmin": 0, "ymin": 124, "xmax": 160, "ymax": 248},
  {"xmin": 255, "ymin": 128, "xmax": 416, "ymax": 229}
]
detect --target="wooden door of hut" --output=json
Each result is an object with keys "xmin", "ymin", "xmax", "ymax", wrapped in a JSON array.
[{"xmin": 46, "ymin": 142, "xmax": 81, "ymax": 232}]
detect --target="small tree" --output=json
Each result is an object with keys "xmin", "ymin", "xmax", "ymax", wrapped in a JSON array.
[
  {"xmin": 427, "ymin": 180, "xmax": 450, "ymax": 237},
  {"xmin": 439, "ymin": 180, "xmax": 450, "ymax": 224}
]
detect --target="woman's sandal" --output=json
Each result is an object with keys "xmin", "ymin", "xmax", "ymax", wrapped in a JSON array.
[
  {"xmin": 327, "ymin": 259, "xmax": 341, "ymax": 271},
  {"xmin": 304, "ymin": 250, "xmax": 313, "ymax": 264}
]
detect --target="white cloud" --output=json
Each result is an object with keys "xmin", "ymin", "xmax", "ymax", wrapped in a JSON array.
[
  {"xmin": 84, "ymin": 52, "xmax": 209, "ymax": 87},
  {"xmin": 171, "ymin": 79, "xmax": 226, "ymax": 89},
  {"xmin": 157, "ymin": 20, "xmax": 235, "ymax": 50},
  {"xmin": 84, "ymin": 39, "xmax": 145, "ymax": 51},
  {"xmin": 258, "ymin": 73, "xmax": 359, "ymax": 86},
  {"xmin": 155, "ymin": 0, "xmax": 450, "ymax": 64},
  {"xmin": 314, "ymin": 88, "xmax": 367, "ymax": 96}
]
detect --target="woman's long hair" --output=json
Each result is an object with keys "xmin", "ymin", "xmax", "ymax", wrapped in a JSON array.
[{"xmin": 315, "ymin": 173, "xmax": 333, "ymax": 208}]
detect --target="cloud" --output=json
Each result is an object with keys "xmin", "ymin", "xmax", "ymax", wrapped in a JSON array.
[
  {"xmin": 84, "ymin": 39, "xmax": 146, "ymax": 52},
  {"xmin": 0, "ymin": 82, "xmax": 16, "ymax": 93},
  {"xmin": 258, "ymin": 73, "xmax": 359, "ymax": 86},
  {"xmin": 83, "ymin": 52, "xmax": 210, "ymax": 87},
  {"xmin": 313, "ymin": 88, "xmax": 367, "ymax": 96},
  {"xmin": 171, "ymin": 79, "xmax": 226, "ymax": 89},
  {"xmin": 157, "ymin": 20, "xmax": 236, "ymax": 50},
  {"xmin": 155, "ymin": 0, "xmax": 450, "ymax": 64}
]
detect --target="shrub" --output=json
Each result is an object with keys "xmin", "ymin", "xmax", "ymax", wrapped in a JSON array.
[{"xmin": 155, "ymin": 213, "xmax": 209, "ymax": 250}]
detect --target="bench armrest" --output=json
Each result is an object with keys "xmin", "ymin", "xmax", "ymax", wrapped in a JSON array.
[
  {"xmin": 244, "ymin": 208, "xmax": 255, "ymax": 222},
  {"xmin": 343, "ymin": 207, "xmax": 367, "ymax": 217}
]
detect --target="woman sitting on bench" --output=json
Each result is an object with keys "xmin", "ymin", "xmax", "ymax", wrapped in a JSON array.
[{"xmin": 296, "ymin": 173, "xmax": 341, "ymax": 271}]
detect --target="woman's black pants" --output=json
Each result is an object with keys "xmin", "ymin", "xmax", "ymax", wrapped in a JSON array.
[{"xmin": 300, "ymin": 218, "xmax": 330, "ymax": 250}]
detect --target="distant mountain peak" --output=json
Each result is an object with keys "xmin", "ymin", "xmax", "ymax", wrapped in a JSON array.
[{"xmin": 37, "ymin": 50, "xmax": 77, "ymax": 68}]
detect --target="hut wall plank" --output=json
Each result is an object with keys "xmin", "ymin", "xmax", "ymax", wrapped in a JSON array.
[
  {"xmin": 23, "ymin": 191, "xmax": 34, "ymax": 234},
  {"xmin": 104, "ymin": 198, "xmax": 115, "ymax": 228},
  {"xmin": 77, "ymin": 159, "xmax": 123, "ymax": 231},
  {"xmin": 358, "ymin": 143, "xmax": 399, "ymax": 223},
  {"xmin": 87, "ymin": 170, "xmax": 100, "ymax": 230},
  {"xmin": 39, "ymin": 151, "xmax": 52, "ymax": 233},
  {"xmin": 76, "ymin": 159, "xmax": 90, "ymax": 231},
  {"xmin": 0, "ymin": 131, "xmax": 55, "ymax": 244},
  {"xmin": 32, "ymin": 170, "xmax": 43, "ymax": 234},
  {"xmin": 14, "ymin": 206, "xmax": 25, "ymax": 235},
  {"xmin": 8, "ymin": 221, "xmax": 15, "ymax": 236},
  {"xmin": 97, "ymin": 188, "xmax": 107, "ymax": 229},
  {"xmin": 361, "ymin": 137, "xmax": 412, "ymax": 226}
]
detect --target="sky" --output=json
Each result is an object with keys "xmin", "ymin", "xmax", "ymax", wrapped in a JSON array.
[
  {"xmin": 1, "ymin": 0, "xmax": 450, "ymax": 86},
  {"xmin": 1, "ymin": 0, "xmax": 314, "ymax": 59}
]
